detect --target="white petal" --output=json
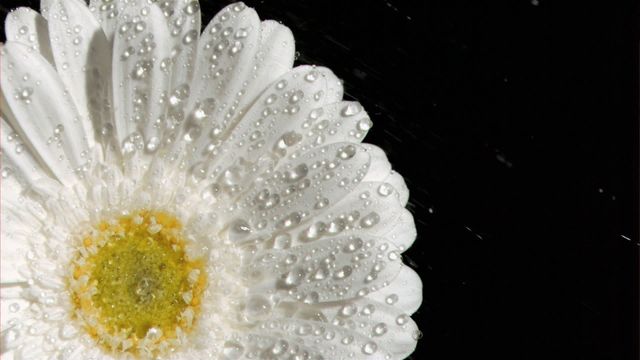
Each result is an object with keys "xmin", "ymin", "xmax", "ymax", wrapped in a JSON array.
[
  {"xmin": 243, "ymin": 19, "xmax": 295, "ymax": 106},
  {"xmin": 1, "ymin": 42, "xmax": 90, "ymax": 185},
  {"xmin": 293, "ymin": 297, "xmax": 420, "ymax": 358},
  {"xmin": 361, "ymin": 144, "xmax": 392, "ymax": 182},
  {"xmin": 163, "ymin": 0, "xmax": 201, "ymax": 88},
  {"xmin": 294, "ymin": 101, "xmax": 373, "ymax": 151},
  {"xmin": 48, "ymin": 0, "xmax": 111, "ymax": 150},
  {"xmin": 40, "ymin": 0, "xmax": 54, "ymax": 19},
  {"xmin": 381, "ymin": 170, "xmax": 409, "ymax": 206},
  {"xmin": 0, "ymin": 117, "xmax": 52, "ymax": 188},
  {"xmin": 186, "ymin": 3, "xmax": 260, "ymax": 137},
  {"xmin": 111, "ymin": 3, "xmax": 172, "ymax": 157},
  {"xmin": 188, "ymin": 65, "xmax": 342, "ymax": 182},
  {"xmin": 367, "ymin": 265, "xmax": 423, "ymax": 315},
  {"xmin": 88, "ymin": 0, "xmax": 129, "ymax": 39},
  {"xmin": 247, "ymin": 235, "xmax": 403, "ymax": 304},
  {"xmin": 228, "ymin": 142, "xmax": 370, "ymax": 241},
  {"xmin": 4, "ymin": 8, "xmax": 54, "ymax": 64}
]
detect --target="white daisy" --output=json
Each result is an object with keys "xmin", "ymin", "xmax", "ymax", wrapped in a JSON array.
[{"xmin": 0, "ymin": 1, "xmax": 422, "ymax": 359}]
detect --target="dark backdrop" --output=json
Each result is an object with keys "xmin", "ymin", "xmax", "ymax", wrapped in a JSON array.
[{"xmin": 1, "ymin": 1, "xmax": 638, "ymax": 359}]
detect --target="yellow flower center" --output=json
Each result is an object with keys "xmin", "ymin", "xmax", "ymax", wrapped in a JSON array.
[{"xmin": 69, "ymin": 210, "xmax": 206, "ymax": 356}]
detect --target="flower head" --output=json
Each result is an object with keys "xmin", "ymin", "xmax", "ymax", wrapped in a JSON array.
[{"xmin": 0, "ymin": 1, "xmax": 422, "ymax": 359}]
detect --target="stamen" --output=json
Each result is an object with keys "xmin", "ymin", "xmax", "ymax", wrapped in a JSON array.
[{"xmin": 68, "ymin": 210, "xmax": 206, "ymax": 356}]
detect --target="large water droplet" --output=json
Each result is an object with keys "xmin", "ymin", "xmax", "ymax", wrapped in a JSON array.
[{"xmin": 341, "ymin": 103, "xmax": 363, "ymax": 117}]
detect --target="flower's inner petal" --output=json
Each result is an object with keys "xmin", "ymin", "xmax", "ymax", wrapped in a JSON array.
[
  {"xmin": 112, "ymin": 3, "xmax": 172, "ymax": 160},
  {"xmin": 4, "ymin": 7, "xmax": 55, "ymax": 65},
  {"xmin": 69, "ymin": 210, "xmax": 206, "ymax": 356},
  {"xmin": 1, "ymin": 42, "xmax": 91, "ymax": 185},
  {"xmin": 48, "ymin": 0, "xmax": 113, "ymax": 152}
]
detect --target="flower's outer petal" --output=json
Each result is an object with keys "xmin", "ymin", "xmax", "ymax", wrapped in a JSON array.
[
  {"xmin": 247, "ymin": 235, "xmax": 403, "ymax": 305},
  {"xmin": 241, "ymin": 19, "xmax": 295, "ymax": 107},
  {"xmin": 188, "ymin": 66, "xmax": 341, "ymax": 187},
  {"xmin": 183, "ymin": 3, "xmax": 260, "ymax": 145},
  {"xmin": 293, "ymin": 101, "xmax": 373, "ymax": 152},
  {"xmin": 254, "ymin": 317, "xmax": 415, "ymax": 360},
  {"xmin": 40, "ymin": 0, "xmax": 54, "ymax": 19},
  {"xmin": 0, "ymin": 117, "xmax": 53, "ymax": 188},
  {"xmin": 49, "ymin": 0, "xmax": 112, "ymax": 151},
  {"xmin": 161, "ymin": 0, "xmax": 201, "ymax": 90},
  {"xmin": 223, "ymin": 142, "xmax": 370, "ymax": 243},
  {"xmin": 0, "ymin": 42, "xmax": 91, "ymax": 185},
  {"xmin": 220, "ymin": 333, "xmax": 320, "ymax": 360},
  {"xmin": 382, "ymin": 170, "xmax": 409, "ymax": 207},
  {"xmin": 360, "ymin": 144, "xmax": 392, "ymax": 183},
  {"xmin": 89, "ymin": 0, "xmax": 129, "ymax": 39},
  {"xmin": 4, "ymin": 8, "xmax": 55, "ymax": 64},
  {"xmin": 278, "ymin": 297, "xmax": 420, "ymax": 359},
  {"xmin": 112, "ymin": 3, "xmax": 172, "ymax": 158},
  {"xmin": 367, "ymin": 265, "xmax": 423, "ymax": 315}
]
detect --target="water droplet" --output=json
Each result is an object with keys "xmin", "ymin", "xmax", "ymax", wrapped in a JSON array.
[
  {"xmin": 360, "ymin": 212, "xmax": 380, "ymax": 228},
  {"xmin": 244, "ymin": 294, "xmax": 271, "ymax": 320},
  {"xmin": 337, "ymin": 145, "xmax": 357, "ymax": 160},
  {"xmin": 183, "ymin": 29, "xmax": 198, "ymax": 45},
  {"xmin": 378, "ymin": 183, "xmax": 393, "ymax": 197},
  {"xmin": 341, "ymin": 335, "xmax": 354, "ymax": 345},
  {"xmin": 305, "ymin": 70, "xmax": 319, "ymax": 82},
  {"xmin": 72, "ymin": 36, "xmax": 82, "ymax": 45},
  {"xmin": 342, "ymin": 103, "xmax": 363, "ymax": 117},
  {"xmin": 229, "ymin": 219, "xmax": 252, "ymax": 242},
  {"xmin": 362, "ymin": 341, "xmax": 378, "ymax": 355},
  {"xmin": 339, "ymin": 304, "xmax": 357, "ymax": 317},
  {"xmin": 333, "ymin": 265, "xmax": 353, "ymax": 280},
  {"xmin": 134, "ymin": 21, "xmax": 146, "ymax": 33},
  {"xmin": 222, "ymin": 341, "xmax": 244, "ymax": 360},
  {"xmin": 145, "ymin": 136, "xmax": 160, "ymax": 153},
  {"xmin": 16, "ymin": 87, "xmax": 33, "ymax": 103},
  {"xmin": 1, "ymin": 167, "xmax": 14, "ymax": 179},
  {"xmin": 272, "ymin": 233, "xmax": 291, "ymax": 249},
  {"xmin": 183, "ymin": 1, "xmax": 200, "ymax": 15},
  {"xmin": 385, "ymin": 294, "xmax": 399, "ymax": 305},
  {"xmin": 235, "ymin": 28, "xmax": 249, "ymax": 39},
  {"xmin": 229, "ymin": 41, "xmax": 243, "ymax": 55},
  {"xmin": 131, "ymin": 60, "xmax": 153, "ymax": 80},
  {"xmin": 357, "ymin": 117, "xmax": 373, "ymax": 131},
  {"xmin": 284, "ymin": 163, "xmax": 308, "ymax": 182},
  {"xmin": 396, "ymin": 314, "xmax": 409, "ymax": 325},
  {"xmin": 275, "ymin": 79, "xmax": 287, "ymax": 90},
  {"xmin": 343, "ymin": 237, "xmax": 364, "ymax": 253},
  {"xmin": 8, "ymin": 303, "xmax": 20, "ymax": 313},
  {"xmin": 283, "ymin": 266, "xmax": 305, "ymax": 287},
  {"xmin": 289, "ymin": 90, "xmax": 304, "ymax": 104},
  {"xmin": 372, "ymin": 323, "xmax": 387, "ymax": 336}
]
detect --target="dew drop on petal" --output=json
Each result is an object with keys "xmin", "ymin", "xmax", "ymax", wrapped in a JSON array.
[
  {"xmin": 341, "ymin": 103, "xmax": 363, "ymax": 117},
  {"xmin": 362, "ymin": 341, "xmax": 378, "ymax": 355}
]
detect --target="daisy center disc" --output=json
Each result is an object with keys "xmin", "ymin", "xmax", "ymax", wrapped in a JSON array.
[{"xmin": 69, "ymin": 210, "xmax": 206, "ymax": 356}]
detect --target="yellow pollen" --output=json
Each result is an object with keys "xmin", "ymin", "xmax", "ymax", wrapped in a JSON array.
[{"xmin": 69, "ymin": 210, "xmax": 206, "ymax": 356}]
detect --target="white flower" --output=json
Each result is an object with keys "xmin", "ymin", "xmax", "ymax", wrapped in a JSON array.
[{"xmin": 0, "ymin": 1, "xmax": 422, "ymax": 359}]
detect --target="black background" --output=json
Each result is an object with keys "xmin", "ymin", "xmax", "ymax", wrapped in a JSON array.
[{"xmin": 1, "ymin": 0, "xmax": 638, "ymax": 359}]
